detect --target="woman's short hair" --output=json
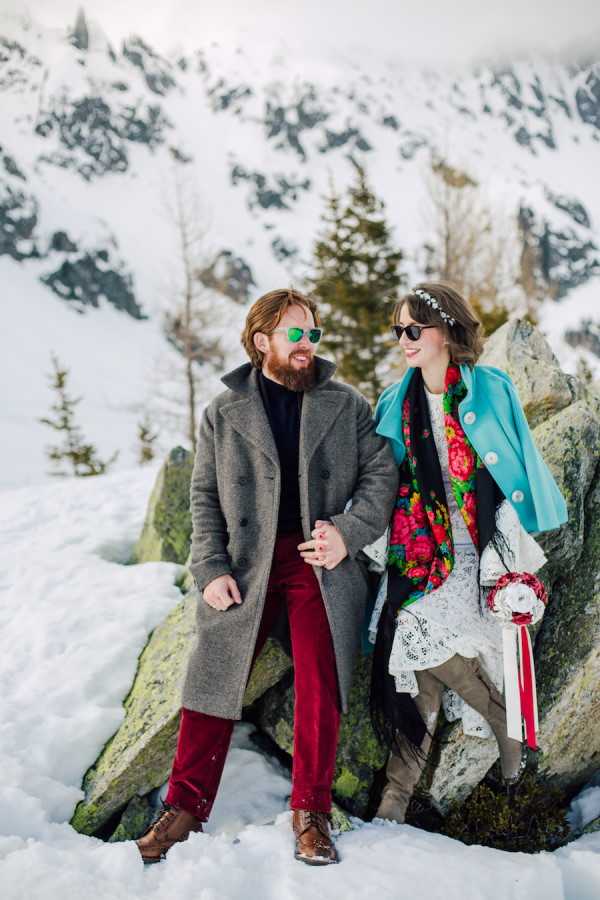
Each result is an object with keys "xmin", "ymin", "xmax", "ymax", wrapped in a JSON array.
[
  {"xmin": 393, "ymin": 281, "xmax": 485, "ymax": 366},
  {"xmin": 241, "ymin": 288, "xmax": 320, "ymax": 368}
]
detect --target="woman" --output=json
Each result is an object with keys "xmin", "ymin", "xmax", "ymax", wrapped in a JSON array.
[{"xmin": 368, "ymin": 282, "xmax": 567, "ymax": 824}]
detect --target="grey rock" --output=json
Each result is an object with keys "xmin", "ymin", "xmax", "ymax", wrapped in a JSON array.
[
  {"xmin": 108, "ymin": 793, "xmax": 154, "ymax": 842},
  {"xmin": 479, "ymin": 318, "xmax": 575, "ymax": 428},
  {"xmin": 427, "ymin": 724, "xmax": 499, "ymax": 814},
  {"xmin": 535, "ymin": 467, "xmax": 600, "ymax": 791},
  {"xmin": 134, "ymin": 447, "xmax": 194, "ymax": 565},
  {"xmin": 533, "ymin": 397, "xmax": 600, "ymax": 573},
  {"xmin": 71, "ymin": 595, "xmax": 196, "ymax": 835}
]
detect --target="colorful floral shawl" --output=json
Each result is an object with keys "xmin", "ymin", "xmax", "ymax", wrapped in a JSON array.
[
  {"xmin": 370, "ymin": 363, "xmax": 504, "ymax": 758},
  {"xmin": 388, "ymin": 363, "xmax": 481, "ymax": 604}
]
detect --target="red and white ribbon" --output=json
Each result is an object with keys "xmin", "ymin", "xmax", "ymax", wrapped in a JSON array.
[{"xmin": 487, "ymin": 573, "xmax": 548, "ymax": 750}]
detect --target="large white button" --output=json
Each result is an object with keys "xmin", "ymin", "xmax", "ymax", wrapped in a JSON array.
[
  {"xmin": 511, "ymin": 489, "xmax": 524, "ymax": 503},
  {"xmin": 464, "ymin": 411, "xmax": 476, "ymax": 425},
  {"xmin": 484, "ymin": 451, "xmax": 498, "ymax": 465}
]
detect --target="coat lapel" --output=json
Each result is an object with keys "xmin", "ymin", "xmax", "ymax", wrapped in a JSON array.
[
  {"xmin": 220, "ymin": 394, "xmax": 279, "ymax": 465},
  {"xmin": 219, "ymin": 357, "xmax": 345, "ymax": 468},
  {"xmin": 300, "ymin": 389, "xmax": 350, "ymax": 466}
]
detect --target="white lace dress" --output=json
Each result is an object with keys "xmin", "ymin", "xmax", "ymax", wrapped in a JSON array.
[{"xmin": 368, "ymin": 385, "xmax": 504, "ymax": 739}]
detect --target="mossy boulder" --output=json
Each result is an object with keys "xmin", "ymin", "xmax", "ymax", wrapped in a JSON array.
[
  {"xmin": 134, "ymin": 446, "xmax": 193, "ymax": 564},
  {"xmin": 427, "ymin": 722, "xmax": 500, "ymax": 814},
  {"xmin": 108, "ymin": 794, "xmax": 155, "ymax": 842},
  {"xmin": 583, "ymin": 816, "xmax": 600, "ymax": 836},
  {"xmin": 71, "ymin": 591, "xmax": 291, "ymax": 836},
  {"xmin": 179, "ymin": 559, "xmax": 196, "ymax": 594},
  {"xmin": 256, "ymin": 653, "xmax": 387, "ymax": 818},
  {"xmin": 71, "ymin": 594, "xmax": 196, "ymax": 835},
  {"xmin": 441, "ymin": 772, "xmax": 570, "ymax": 852},
  {"xmin": 330, "ymin": 802, "xmax": 355, "ymax": 833},
  {"xmin": 535, "ymin": 465, "xmax": 600, "ymax": 790},
  {"xmin": 534, "ymin": 397, "xmax": 600, "ymax": 574},
  {"xmin": 243, "ymin": 639, "xmax": 292, "ymax": 708}
]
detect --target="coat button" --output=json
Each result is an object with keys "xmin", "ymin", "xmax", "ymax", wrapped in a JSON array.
[
  {"xmin": 240, "ymin": 517, "xmax": 248, "ymax": 527},
  {"xmin": 464, "ymin": 411, "xmax": 476, "ymax": 425},
  {"xmin": 484, "ymin": 451, "xmax": 498, "ymax": 465},
  {"xmin": 238, "ymin": 476, "xmax": 249, "ymax": 485},
  {"xmin": 511, "ymin": 489, "xmax": 524, "ymax": 503},
  {"xmin": 238, "ymin": 556, "xmax": 248, "ymax": 567},
  {"xmin": 321, "ymin": 469, "xmax": 330, "ymax": 480}
]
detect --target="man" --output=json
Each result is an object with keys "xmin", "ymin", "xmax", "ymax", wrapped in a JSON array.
[{"xmin": 136, "ymin": 288, "xmax": 398, "ymax": 865}]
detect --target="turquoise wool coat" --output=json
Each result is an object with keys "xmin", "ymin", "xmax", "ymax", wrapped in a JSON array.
[{"xmin": 374, "ymin": 364, "xmax": 568, "ymax": 534}]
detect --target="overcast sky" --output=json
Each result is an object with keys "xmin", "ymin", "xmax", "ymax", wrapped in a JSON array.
[{"xmin": 3, "ymin": 0, "xmax": 600, "ymax": 64}]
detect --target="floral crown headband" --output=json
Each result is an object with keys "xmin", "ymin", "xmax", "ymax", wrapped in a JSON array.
[{"xmin": 412, "ymin": 288, "xmax": 456, "ymax": 326}]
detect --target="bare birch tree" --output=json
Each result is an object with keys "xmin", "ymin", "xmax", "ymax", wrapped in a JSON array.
[
  {"xmin": 154, "ymin": 168, "xmax": 224, "ymax": 453},
  {"xmin": 421, "ymin": 158, "xmax": 536, "ymax": 333}
]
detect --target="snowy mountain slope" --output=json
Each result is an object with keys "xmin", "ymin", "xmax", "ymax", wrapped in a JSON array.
[{"xmin": 1, "ymin": 10, "xmax": 599, "ymax": 488}]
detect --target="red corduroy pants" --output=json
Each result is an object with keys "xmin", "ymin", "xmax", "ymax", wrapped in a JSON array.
[{"xmin": 165, "ymin": 530, "xmax": 341, "ymax": 820}]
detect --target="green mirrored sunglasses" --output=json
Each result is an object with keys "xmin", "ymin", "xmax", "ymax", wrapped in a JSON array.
[{"xmin": 271, "ymin": 327, "xmax": 323, "ymax": 343}]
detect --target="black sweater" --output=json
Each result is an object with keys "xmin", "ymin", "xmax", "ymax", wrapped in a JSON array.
[{"xmin": 258, "ymin": 371, "xmax": 303, "ymax": 534}]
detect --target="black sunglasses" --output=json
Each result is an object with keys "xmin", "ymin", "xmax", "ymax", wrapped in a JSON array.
[{"xmin": 391, "ymin": 324, "xmax": 438, "ymax": 341}]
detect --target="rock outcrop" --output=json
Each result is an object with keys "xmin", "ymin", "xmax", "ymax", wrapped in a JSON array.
[{"xmin": 134, "ymin": 446, "xmax": 193, "ymax": 565}]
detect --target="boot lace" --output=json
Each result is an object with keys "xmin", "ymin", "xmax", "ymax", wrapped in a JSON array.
[
  {"xmin": 151, "ymin": 803, "xmax": 178, "ymax": 835},
  {"xmin": 298, "ymin": 810, "xmax": 330, "ymax": 837}
]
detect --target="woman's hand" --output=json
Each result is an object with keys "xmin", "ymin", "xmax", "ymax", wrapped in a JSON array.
[{"xmin": 298, "ymin": 520, "xmax": 348, "ymax": 570}]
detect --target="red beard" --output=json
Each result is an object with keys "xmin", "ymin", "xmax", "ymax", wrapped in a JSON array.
[{"xmin": 264, "ymin": 350, "xmax": 317, "ymax": 391}]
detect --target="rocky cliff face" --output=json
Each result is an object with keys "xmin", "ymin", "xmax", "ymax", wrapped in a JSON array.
[{"xmin": 1, "ymin": 14, "xmax": 599, "ymax": 328}]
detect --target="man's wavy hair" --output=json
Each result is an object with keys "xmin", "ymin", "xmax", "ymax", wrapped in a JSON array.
[
  {"xmin": 393, "ymin": 281, "xmax": 485, "ymax": 366},
  {"xmin": 241, "ymin": 288, "xmax": 321, "ymax": 369}
]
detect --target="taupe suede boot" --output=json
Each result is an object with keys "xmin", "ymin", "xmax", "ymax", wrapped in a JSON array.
[
  {"xmin": 375, "ymin": 751, "xmax": 422, "ymax": 824},
  {"xmin": 135, "ymin": 802, "xmax": 203, "ymax": 864},
  {"xmin": 376, "ymin": 671, "xmax": 443, "ymax": 824}
]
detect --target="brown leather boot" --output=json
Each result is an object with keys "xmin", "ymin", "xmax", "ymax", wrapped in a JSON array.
[
  {"xmin": 135, "ymin": 802, "xmax": 203, "ymax": 864},
  {"xmin": 292, "ymin": 810, "xmax": 338, "ymax": 865}
]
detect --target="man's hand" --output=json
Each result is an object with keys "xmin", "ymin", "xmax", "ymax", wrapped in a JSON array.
[
  {"xmin": 298, "ymin": 520, "xmax": 348, "ymax": 570},
  {"xmin": 203, "ymin": 574, "xmax": 242, "ymax": 610}
]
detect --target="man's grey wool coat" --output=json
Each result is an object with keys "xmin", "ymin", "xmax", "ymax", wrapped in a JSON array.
[{"xmin": 182, "ymin": 356, "xmax": 399, "ymax": 719}]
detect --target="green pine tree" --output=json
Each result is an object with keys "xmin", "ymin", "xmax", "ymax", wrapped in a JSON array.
[
  {"xmin": 308, "ymin": 163, "xmax": 405, "ymax": 405},
  {"xmin": 39, "ymin": 354, "xmax": 118, "ymax": 477}
]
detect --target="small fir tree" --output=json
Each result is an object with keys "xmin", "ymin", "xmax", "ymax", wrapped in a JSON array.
[
  {"xmin": 137, "ymin": 412, "xmax": 159, "ymax": 464},
  {"xmin": 308, "ymin": 163, "xmax": 405, "ymax": 405},
  {"xmin": 39, "ymin": 354, "xmax": 118, "ymax": 477}
]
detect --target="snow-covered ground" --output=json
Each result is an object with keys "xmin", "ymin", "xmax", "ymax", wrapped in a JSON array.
[{"xmin": 1, "ymin": 466, "xmax": 600, "ymax": 899}]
